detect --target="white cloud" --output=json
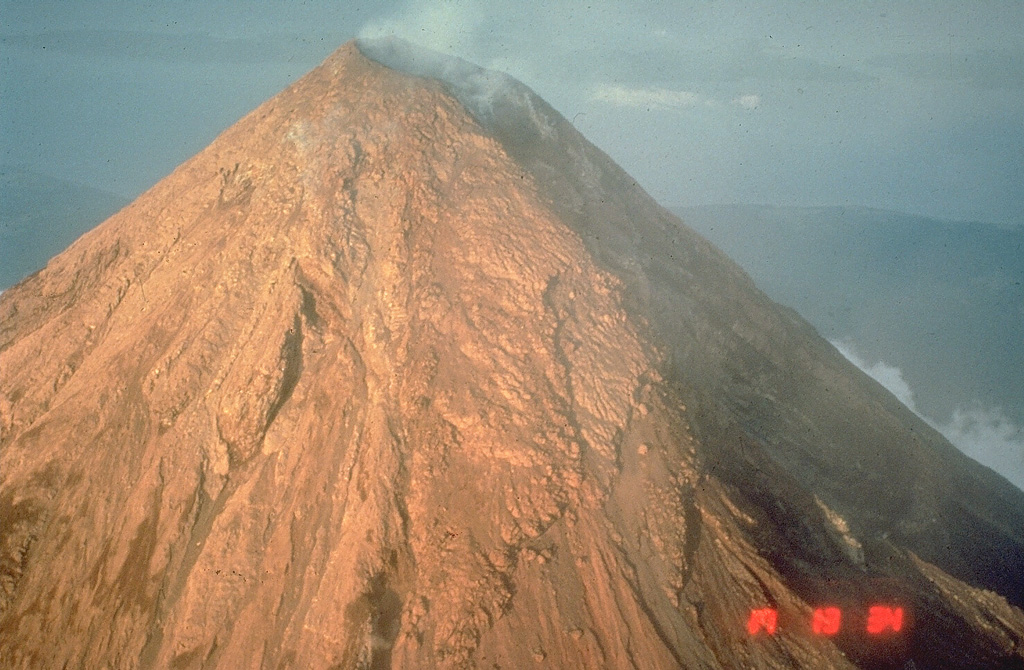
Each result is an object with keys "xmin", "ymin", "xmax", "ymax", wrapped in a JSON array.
[
  {"xmin": 831, "ymin": 340, "xmax": 918, "ymax": 411},
  {"xmin": 935, "ymin": 406, "xmax": 1024, "ymax": 491},
  {"xmin": 832, "ymin": 339, "xmax": 1023, "ymax": 491},
  {"xmin": 733, "ymin": 94, "xmax": 761, "ymax": 110},
  {"xmin": 591, "ymin": 85, "xmax": 762, "ymax": 112},
  {"xmin": 591, "ymin": 83, "xmax": 714, "ymax": 110}
]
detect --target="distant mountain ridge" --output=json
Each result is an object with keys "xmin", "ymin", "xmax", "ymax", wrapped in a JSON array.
[
  {"xmin": 671, "ymin": 203, "xmax": 1024, "ymax": 431},
  {"xmin": 0, "ymin": 166, "xmax": 128, "ymax": 289}
]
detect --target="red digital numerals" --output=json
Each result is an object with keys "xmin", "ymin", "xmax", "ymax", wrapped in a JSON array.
[
  {"xmin": 747, "ymin": 605, "xmax": 905, "ymax": 636},
  {"xmin": 810, "ymin": 606, "xmax": 842, "ymax": 635},
  {"xmin": 747, "ymin": 608, "xmax": 778, "ymax": 635},
  {"xmin": 866, "ymin": 605, "xmax": 904, "ymax": 634}
]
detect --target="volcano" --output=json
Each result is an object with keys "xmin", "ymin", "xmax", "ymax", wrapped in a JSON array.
[{"xmin": 1, "ymin": 39, "xmax": 1022, "ymax": 669}]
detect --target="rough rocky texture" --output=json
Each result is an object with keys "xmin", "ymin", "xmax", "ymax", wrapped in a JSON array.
[{"xmin": 1, "ymin": 40, "xmax": 1023, "ymax": 669}]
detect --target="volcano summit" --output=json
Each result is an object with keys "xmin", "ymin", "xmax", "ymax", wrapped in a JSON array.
[{"xmin": 1, "ymin": 40, "xmax": 1022, "ymax": 669}]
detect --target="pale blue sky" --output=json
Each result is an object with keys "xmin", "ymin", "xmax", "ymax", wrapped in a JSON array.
[{"xmin": 2, "ymin": 0, "xmax": 1023, "ymax": 225}]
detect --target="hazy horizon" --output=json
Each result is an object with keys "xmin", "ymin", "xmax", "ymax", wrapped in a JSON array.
[{"xmin": 3, "ymin": 1, "xmax": 1024, "ymax": 227}]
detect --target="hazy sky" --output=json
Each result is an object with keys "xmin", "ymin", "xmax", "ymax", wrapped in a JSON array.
[{"xmin": 2, "ymin": 1, "xmax": 1023, "ymax": 225}]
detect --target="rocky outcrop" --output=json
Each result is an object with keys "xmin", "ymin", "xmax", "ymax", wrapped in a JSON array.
[{"xmin": 1, "ymin": 40, "xmax": 1022, "ymax": 669}]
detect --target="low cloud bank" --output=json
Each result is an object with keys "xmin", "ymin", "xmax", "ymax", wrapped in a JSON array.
[
  {"xmin": 591, "ymin": 84, "xmax": 713, "ymax": 110},
  {"xmin": 590, "ymin": 84, "xmax": 762, "ymax": 111},
  {"xmin": 939, "ymin": 405, "xmax": 1024, "ymax": 489},
  {"xmin": 832, "ymin": 341, "xmax": 917, "ymax": 411},
  {"xmin": 832, "ymin": 339, "xmax": 1024, "ymax": 491}
]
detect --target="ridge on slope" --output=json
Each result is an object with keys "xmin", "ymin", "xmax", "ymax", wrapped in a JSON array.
[{"xmin": 0, "ymin": 39, "xmax": 1021, "ymax": 670}]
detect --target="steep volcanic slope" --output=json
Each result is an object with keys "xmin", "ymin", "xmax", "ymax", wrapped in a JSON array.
[
  {"xmin": 671, "ymin": 203, "xmax": 1024, "ymax": 436},
  {"xmin": 1, "ymin": 40, "xmax": 1022, "ymax": 669}
]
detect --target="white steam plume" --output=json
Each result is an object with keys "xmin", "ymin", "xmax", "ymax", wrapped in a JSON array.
[{"xmin": 357, "ymin": 1, "xmax": 483, "ymax": 56}]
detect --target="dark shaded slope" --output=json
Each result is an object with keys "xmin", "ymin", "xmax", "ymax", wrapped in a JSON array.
[{"xmin": 672, "ymin": 204, "xmax": 1024, "ymax": 429}]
